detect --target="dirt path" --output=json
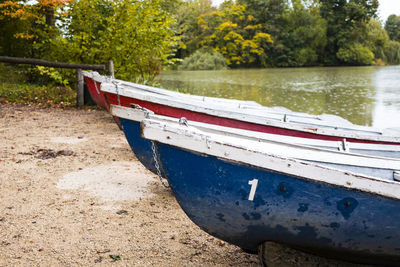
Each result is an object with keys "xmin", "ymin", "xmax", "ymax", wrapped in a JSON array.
[{"xmin": 0, "ymin": 104, "xmax": 371, "ymax": 266}]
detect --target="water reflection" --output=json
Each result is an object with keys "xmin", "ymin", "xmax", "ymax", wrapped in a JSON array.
[
  {"xmin": 372, "ymin": 66, "xmax": 400, "ymax": 128},
  {"xmin": 157, "ymin": 66, "xmax": 400, "ymax": 128}
]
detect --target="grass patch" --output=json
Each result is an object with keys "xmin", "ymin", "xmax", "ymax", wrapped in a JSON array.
[{"xmin": 0, "ymin": 63, "xmax": 76, "ymax": 107}]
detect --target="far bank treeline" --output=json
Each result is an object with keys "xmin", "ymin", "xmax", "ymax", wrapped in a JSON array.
[{"xmin": 1, "ymin": 0, "xmax": 400, "ymax": 82}]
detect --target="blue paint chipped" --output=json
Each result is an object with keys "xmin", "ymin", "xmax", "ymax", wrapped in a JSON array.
[
  {"xmin": 253, "ymin": 195, "xmax": 266, "ymax": 209},
  {"xmin": 242, "ymin": 212, "xmax": 262, "ymax": 220},
  {"xmin": 330, "ymin": 222, "xmax": 340, "ymax": 229},
  {"xmin": 242, "ymin": 213, "xmax": 250, "ymax": 220},
  {"xmin": 297, "ymin": 203, "xmax": 309, "ymax": 212},
  {"xmin": 337, "ymin": 197, "xmax": 358, "ymax": 220},
  {"xmin": 238, "ymin": 189, "xmax": 248, "ymax": 200},
  {"xmin": 216, "ymin": 213, "xmax": 226, "ymax": 222},
  {"xmin": 363, "ymin": 220, "xmax": 369, "ymax": 230},
  {"xmin": 324, "ymin": 197, "xmax": 332, "ymax": 206},
  {"xmin": 276, "ymin": 182, "xmax": 294, "ymax": 198},
  {"xmin": 295, "ymin": 224, "xmax": 332, "ymax": 245}
]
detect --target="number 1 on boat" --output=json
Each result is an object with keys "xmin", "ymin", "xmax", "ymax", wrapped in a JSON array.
[{"xmin": 248, "ymin": 179, "xmax": 258, "ymax": 201}]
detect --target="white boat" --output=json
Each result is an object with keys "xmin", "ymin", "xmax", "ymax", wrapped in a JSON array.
[
  {"xmin": 111, "ymin": 104, "xmax": 400, "ymax": 178},
  {"xmin": 100, "ymin": 79, "xmax": 400, "ymax": 144}
]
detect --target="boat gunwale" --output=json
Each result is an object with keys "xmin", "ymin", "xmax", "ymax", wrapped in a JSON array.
[
  {"xmin": 102, "ymin": 82, "xmax": 400, "ymax": 143},
  {"xmin": 101, "ymin": 80, "xmax": 384, "ymax": 133},
  {"xmin": 82, "ymin": 71, "xmax": 262, "ymax": 107},
  {"xmin": 111, "ymin": 105, "xmax": 400, "ymax": 170},
  {"xmin": 111, "ymin": 104, "xmax": 400, "ymax": 153},
  {"xmin": 141, "ymin": 118, "xmax": 400, "ymax": 200}
]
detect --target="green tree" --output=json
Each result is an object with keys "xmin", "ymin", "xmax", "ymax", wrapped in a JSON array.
[
  {"xmin": 319, "ymin": 0, "xmax": 378, "ymax": 65},
  {"xmin": 384, "ymin": 40, "xmax": 400, "ymax": 64},
  {"xmin": 336, "ymin": 42, "xmax": 374, "ymax": 65},
  {"xmin": 60, "ymin": 0, "xmax": 114, "ymax": 64},
  {"xmin": 109, "ymin": 0, "xmax": 177, "ymax": 81},
  {"xmin": 238, "ymin": 0, "xmax": 287, "ymax": 37},
  {"xmin": 64, "ymin": 0, "xmax": 177, "ymax": 82},
  {"xmin": 385, "ymin": 14, "xmax": 400, "ymax": 42},
  {"xmin": 238, "ymin": 0, "xmax": 289, "ymax": 65},
  {"xmin": 172, "ymin": 0, "xmax": 216, "ymax": 58},
  {"xmin": 365, "ymin": 19, "xmax": 388, "ymax": 62},
  {"xmin": 278, "ymin": 0, "xmax": 327, "ymax": 66},
  {"xmin": 197, "ymin": 1, "xmax": 273, "ymax": 67}
]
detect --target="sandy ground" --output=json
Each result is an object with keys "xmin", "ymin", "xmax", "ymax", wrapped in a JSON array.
[{"xmin": 0, "ymin": 104, "xmax": 371, "ymax": 266}]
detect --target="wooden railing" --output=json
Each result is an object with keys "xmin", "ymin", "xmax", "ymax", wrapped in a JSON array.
[{"xmin": 0, "ymin": 56, "xmax": 114, "ymax": 106}]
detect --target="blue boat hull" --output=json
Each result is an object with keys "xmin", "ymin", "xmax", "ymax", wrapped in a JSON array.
[
  {"xmin": 119, "ymin": 118, "xmax": 165, "ymax": 177},
  {"xmin": 155, "ymin": 142, "xmax": 400, "ymax": 266}
]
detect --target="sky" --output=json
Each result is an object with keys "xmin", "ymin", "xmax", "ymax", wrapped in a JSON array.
[
  {"xmin": 211, "ymin": 0, "xmax": 400, "ymax": 23},
  {"xmin": 378, "ymin": 0, "xmax": 400, "ymax": 22}
]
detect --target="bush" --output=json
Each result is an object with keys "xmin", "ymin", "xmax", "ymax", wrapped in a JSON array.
[
  {"xmin": 178, "ymin": 50, "xmax": 227, "ymax": 70},
  {"xmin": 336, "ymin": 43, "xmax": 374, "ymax": 65},
  {"xmin": 64, "ymin": 0, "xmax": 176, "ymax": 83},
  {"xmin": 295, "ymin": 48, "xmax": 319, "ymax": 66},
  {"xmin": 0, "ymin": 64, "xmax": 75, "ymax": 106},
  {"xmin": 385, "ymin": 40, "xmax": 400, "ymax": 65}
]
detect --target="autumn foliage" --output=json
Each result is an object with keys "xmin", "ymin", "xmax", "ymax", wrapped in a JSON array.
[
  {"xmin": 0, "ymin": 0, "xmax": 176, "ymax": 82},
  {"xmin": 1, "ymin": 0, "xmax": 399, "ymax": 84}
]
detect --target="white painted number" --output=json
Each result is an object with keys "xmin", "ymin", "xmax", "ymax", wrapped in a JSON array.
[{"xmin": 248, "ymin": 179, "xmax": 258, "ymax": 201}]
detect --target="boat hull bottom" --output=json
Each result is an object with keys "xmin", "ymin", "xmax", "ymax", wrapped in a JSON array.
[{"xmin": 155, "ymin": 142, "xmax": 400, "ymax": 266}]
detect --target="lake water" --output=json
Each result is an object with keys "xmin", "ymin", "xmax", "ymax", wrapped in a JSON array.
[{"xmin": 157, "ymin": 66, "xmax": 400, "ymax": 129}]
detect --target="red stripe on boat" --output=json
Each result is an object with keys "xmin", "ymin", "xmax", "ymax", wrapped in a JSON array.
[{"xmin": 104, "ymin": 93, "xmax": 397, "ymax": 145}]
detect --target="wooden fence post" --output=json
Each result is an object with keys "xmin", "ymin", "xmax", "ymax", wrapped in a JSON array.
[
  {"xmin": 108, "ymin": 60, "xmax": 115, "ymax": 78},
  {"xmin": 76, "ymin": 69, "xmax": 84, "ymax": 107}
]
